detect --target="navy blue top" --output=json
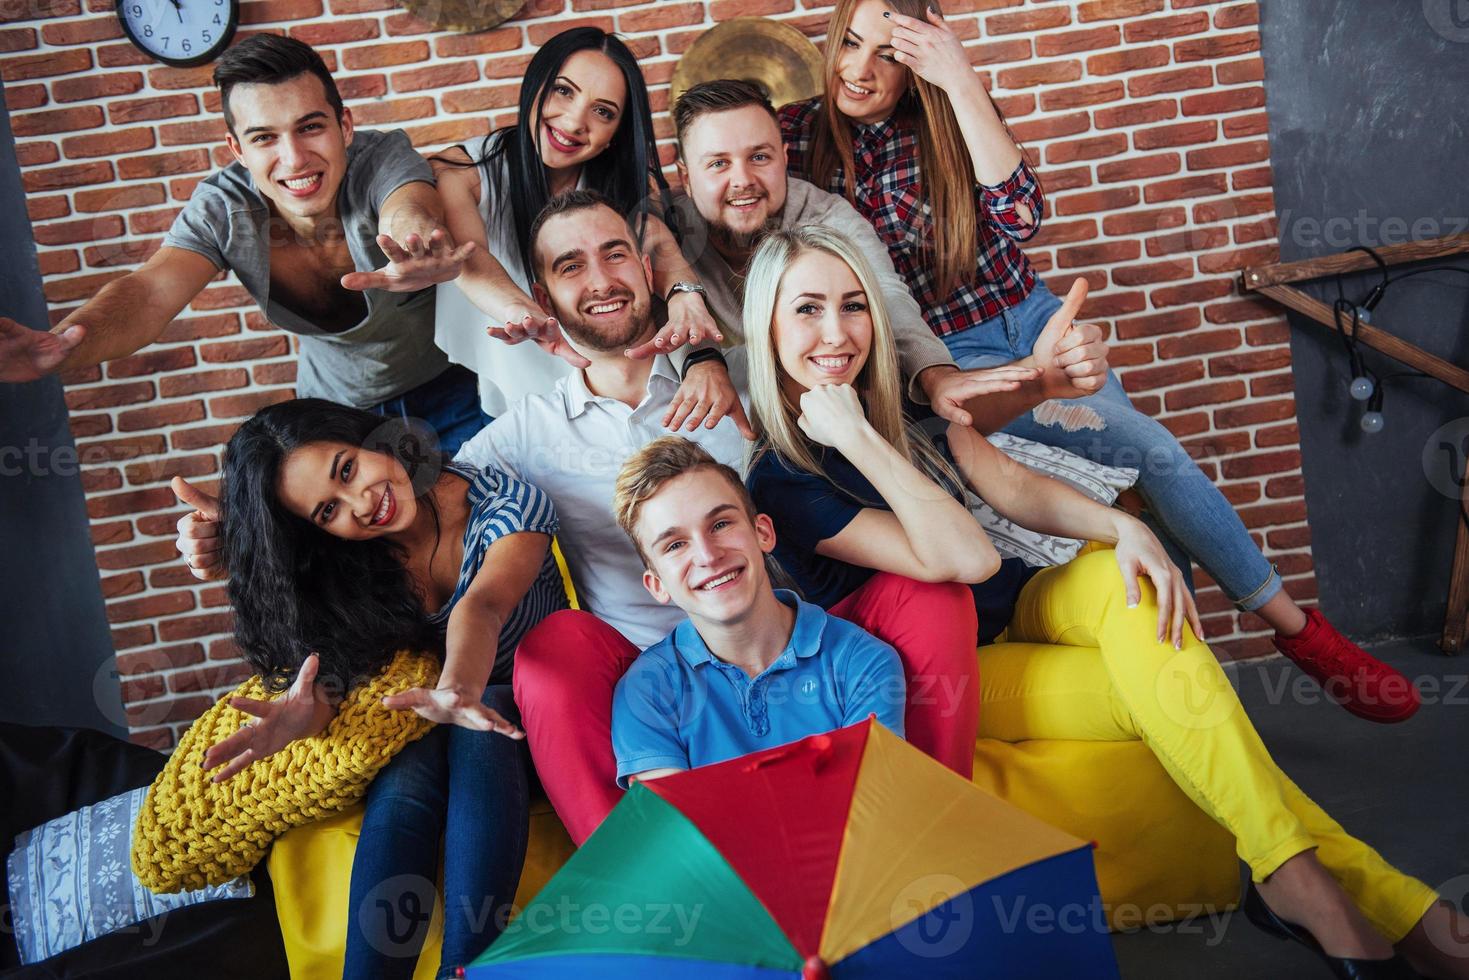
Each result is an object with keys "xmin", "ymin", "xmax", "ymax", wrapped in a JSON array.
[
  {"xmin": 427, "ymin": 463, "xmax": 568, "ymax": 682},
  {"xmin": 746, "ymin": 437, "xmax": 1035, "ymax": 646}
]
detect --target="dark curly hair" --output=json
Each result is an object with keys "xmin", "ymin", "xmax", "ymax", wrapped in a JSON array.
[{"xmin": 219, "ymin": 399, "xmax": 445, "ymax": 694}]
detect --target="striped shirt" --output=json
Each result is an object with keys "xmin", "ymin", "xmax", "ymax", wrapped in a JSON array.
[{"xmin": 428, "ymin": 463, "xmax": 568, "ymax": 682}]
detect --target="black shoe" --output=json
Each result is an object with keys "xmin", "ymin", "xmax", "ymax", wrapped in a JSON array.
[{"xmin": 1241, "ymin": 881, "xmax": 1420, "ymax": 979}]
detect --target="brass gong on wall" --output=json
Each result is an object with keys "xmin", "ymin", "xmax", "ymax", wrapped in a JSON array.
[
  {"xmin": 671, "ymin": 17, "xmax": 826, "ymax": 110},
  {"xmin": 399, "ymin": 0, "xmax": 524, "ymax": 33}
]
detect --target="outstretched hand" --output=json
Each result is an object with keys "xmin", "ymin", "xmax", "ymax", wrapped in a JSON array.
[
  {"xmin": 0, "ymin": 317, "xmax": 85, "ymax": 384},
  {"xmin": 486, "ymin": 308, "xmax": 591, "ymax": 368},
  {"xmin": 627, "ymin": 291, "xmax": 723, "ymax": 360},
  {"xmin": 381, "ymin": 686, "xmax": 526, "ymax": 737},
  {"xmin": 203, "ymin": 654, "xmax": 333, "ymax": 782},
  {"xmin": 341, "ymin": 229, "xmax": 476, "ymax": 293},
  {"xmin": 1031, "ymin": 279, "xmax": 1109, "ymax": 398}
]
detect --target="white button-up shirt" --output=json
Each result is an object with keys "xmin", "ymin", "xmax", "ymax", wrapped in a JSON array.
[{"xmin": 455, "ymin": 352, "xmax": 749, "ymax": 649}]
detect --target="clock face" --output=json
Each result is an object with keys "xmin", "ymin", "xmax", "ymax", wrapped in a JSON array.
[{"xmin": 116, "ymin": 0, "xmax": 239, "ymax": 68}]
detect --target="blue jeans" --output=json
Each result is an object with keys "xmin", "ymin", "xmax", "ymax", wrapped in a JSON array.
[
  {"xmin": 372, "ymin": 364, "xmax": 492, "ymax": 457},
  {"xmin": 343, "ymin": 686, "xmax": 529, "ymax": 980},
  {"xmin": 942, "ymin": 282, "xmax": 1281, "ymax": 611}
]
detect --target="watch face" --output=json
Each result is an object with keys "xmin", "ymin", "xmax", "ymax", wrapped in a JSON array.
[{"xmin": 117, "ymin": 0, "xmax": 238, "ymax": 68}]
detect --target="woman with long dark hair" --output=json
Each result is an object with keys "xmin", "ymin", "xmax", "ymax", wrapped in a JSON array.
[
  {"xmin": 741, "ymin": 227, "xmax": 1463, "ymax": 980},
  {"xmin": 200, "ymin": 398, "xmax": 567, "ymax": 980},
  {"xmin": 434, "ymin": 27, "xmax": 729, "ymax": 424},
  {"xmin": 776, "ymin": 0, "xmax": 1417, "ymax": 723}
]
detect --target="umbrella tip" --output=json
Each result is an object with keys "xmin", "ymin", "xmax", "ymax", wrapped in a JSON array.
[{"xmin": 802, "ymin": 955, "xmax": 830, "ymax": 980}]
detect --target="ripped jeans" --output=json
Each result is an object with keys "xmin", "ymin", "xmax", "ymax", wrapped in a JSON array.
[{"xmin": 941, "ymin": 281, "xmax": 1282, "ymax": 611}]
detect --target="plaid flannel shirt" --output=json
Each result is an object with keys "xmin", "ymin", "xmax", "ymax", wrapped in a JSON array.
[{"xmin": 779, "ymin": 98, "xmax": 1045, "ymax": 339}]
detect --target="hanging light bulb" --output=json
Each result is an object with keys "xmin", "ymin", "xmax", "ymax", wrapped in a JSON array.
[
  {"xmin": 1360, "ymin": 411, "xmax": 1385, "ymax": 434},
  {"xmin": 1349, "ymin": 376, "xmax": 1375, "ymax": 401}
]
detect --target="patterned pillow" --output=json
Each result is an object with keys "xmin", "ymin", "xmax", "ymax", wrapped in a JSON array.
[
  {"xmin": 969, "ymin": 433, "xmax": 1140, "ymax": 567},
  {"xmin": 6, "ymin": 787, "xmax": 252, "ymax": 965}
]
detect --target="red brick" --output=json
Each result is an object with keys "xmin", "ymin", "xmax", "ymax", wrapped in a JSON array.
[
  {"xmin": 116, "ymin": 643, "xmax": 205, "ymax": 676},
  {"xmin": 1221, "ymin": 450, "xmax": 1300, "ymax": 480},
  {"xmin": 1165, "ymin": 379, "xmax": 1246, "ymax": 411},
  {"xmin": 1097, "ymin": 152, "xmax": 1181, "ymax": 183},
  {"xmin": 1150, "ymin": 280, "xmax": 1236, "ymax": 309},
  {"xmin": 1247, "ymin": 423, "xmax": 1298, "ymax": 452},
  {"xmin": 1145, "ymin": 226, "xmax": 1230, "ymax": 257},
  {"xmin": 1232, "ymin": 166, "xmax": 1274, "ymax": 191},
  {"xmin": 64, "ymin": 380, "xmax": 154, "ymax": 411},
  {"xmin": 618, "ymin": 1, "xmax": 699, "ymax": 31},
  {"xmin": 1108, "ymin": 341, "xmax": 1156, "ymax": 367},
  {"xmin": 75, "ymin": 433, "xmax": 166, "ymax": 465},
  {"xmin": 129, "ymin": 206, "xmax": 185, "ymax": 235},
  {"xmin": 711, "ymin": 0, "xmax": 791, "ymax": 18},
  {"xmin": 1, "ymin": 48, "xmax": 90, "ymax": 81},
  {"xmin": 168, "ymin": 660, "xmax": 253, "ymax": 694},
  {"xmin": 1039, "ymin": 81, "xmax": 1124, "ymax": 111},
  {"xmin": 431, "ymin": 27, "xmax": 520, "ymax": 57},
  {"xmin": 95, "ymin": 41, "xmax": 152, "ymax": 68},
  {"xmin": 38, "ymin": 249, "xmax": 79, "ymax": 274},
  {"xmin": 389, "ymin": 61, "xmax": 477, "ymax": 93},
  {"xmin": 987, "ymin": 7, "xmax": 1071, "ymax": 34},
  {"xmin": 1245, "ymin": 321, "xmax": 1290, "ymax": 346},
  {"xmin": 157, "ymin": 119, "xmax": 228, "ymax": 146},
  {"xmin": 191, "ymin": 284, "xmax": 256, "ymax": 311},
  {"xmin": 72, "ymin": 183, "xmax": 166, "ymax": 212},
  {"xmin": 1057, "ymin": 240, "xmax": 1141, "ymax": 268},
  {"xmin": 201, "ymin": 339, "xmax": 292, "ymax": 365},
  {"xmin": 209, "ymin": 636, "xmax": 244, "ymax": 661},
  {"xmin": 330, "ymin": 0, "xmax": 394, "ymax": 12},
  {"xmin": 1215, "ymin": 399, "xmax": 1296, "ymax": 429},
  {"xmin": 239, "ymin": 0, "xmax": 323, "ymax": 22},
  {"xmin": 1206, "ymin": 298, "xmax": 1278, "ymax": 325},
  {"xmin": 91, "ymin": 520, "xmax": 134, "ymax": 546},
  {"xmin": 1028, "ymin": 218, "xmax": 1099, "ymax": 248},
  {"xmin": 68, "ymin": 411, "xmax": 110, "ymax": 436},
  {"xmin": 15, "ymin": 137, "xmax": 54, "ymax": 166},
  {"xmin": 1010, "ymin": 112, "xmax": 1089, "ymax": 142},
  {"xmin": 11, "ymin": 104, "xmax": 101, "ymax": 136},
  {"xmin": 111, "ymin": 624, "xmax": 155, "ymax": 650},
  {"xmin": 171, "ymin": 422, "xmax": 243, "ymax": 451},
  {"xmin": 1217, "ymin": 57, "xmax": 1265, "ymax": 85},
  {"xmin": 116, "ymin": 400, "xmax": 207, "ymax": 432},
  {"xmin": 108, "ymin": 93, "xmax": 197, "ymax": 124},
  {"xmin": 289, "ymin": 19, "xmax": 380, "ymax": 43},
  {"xmin": 1055, "ymin": 186, "xmax": 1138, "ymax": 216},
  {"xmin": 106, "ymin": 590, "xmax": 196, "ymax": 624},
  {"xmin": 82, "ymin": 237, "xmax": 160, "ymax": 267},
  {"xmin": 1102, "ymin": 207, "xmax": 1187, "ymax": 237},
  {"xmin": 1192, "ymin": 193, "xmax": 1275, "ymax": 223},
  {"xmin": 125, "ymin": 452, "xmax": 218, "ymax": 486},
  {"xmin": 1188, "ymin": 140, "xmax": 1270, "ymax": 170},
  {"xmin": 1047, "ymin": 134, "xmax": 1128, "ymax": 165},
  {"xmin": 27, "ymin": 194, "xmax": 69, "ymax": 220},
  {"xmin": 80, "ymin": 467, "xmax": 123, "ymax": 493},
  {"xmin": 351, "ymin": 96, "xmax": 437, "ymax": 125},
  {"xmin": 1223, "ymin": 113, "xmax": 1270, "ymax": 139},
  {"xmin": 209, "ymin": 388, "xmax": 294, "ymax": 418},
  {"xmin": 1077, "ymin": 0, "xmax": 1163, "ymax": 19},
  {"xmin": 342, "ymin": 40, "xmax": 429, "ymax": 70},
  {"xmin": 61, "ymin": 126, "xmax": 155, "ymax": 159},
  {"xmin": 40, "ymin": 17, "xmax": 121, "ymax": 44},
  {"xmin": 1125, "ymin": 12, "xmax": 1209, "ymax": 41},
  {"xmin": 0, "ymin": 27, "xmax": 37, "ymax": 51},
  {"xmin": 1087, "ymin": 45, "xmax": 1169, "ymax": 76},
  {"xmin": 528, "ymin": 15, "xmax": 612, "ymax": 45},
  {"xmin": 1112, "ymin": 258, "xmax": 1193, "ymax": 286},
  {"xmin": 441, "ymin": 85, "xmax": 520, "ymax": 114},
  {"xmin": 1115, "ymin": 307, "xmax": 1201, "ymax": 340},
  {"xmin": 33, "ymin": 213, "xmax": 123, "ymax": 245},
  {"xmin": 1175, "ymin": 32, "xmax": 1260, "ymax": 62},
  {"xmin": 1128, "ymin": 66, "xmax": 1214, "ymax": 98},
  {"xmin": 157, "ymin": 313, "xmax": 239, "ymax": 344},
  {"xmin": 1182, "ymin": 88, "xmax": 1266, "ymax": 116},
  {"xmin": 52, "ymin": 70, "xmax": 142, "ymax": 102},
  {"xmin": 1036, "ymin": 25, "xmax": 1119, "ymax": 57},
  {"xmin": 87, "ymin": 487, "xmax": 176, "ymax": 520},
  {"xmin": 1081, "ymin": 291, "xmax": 1146, "ymax": 317},
  {"xmin": 158, "ymin": 611, "xmax": 235, "ymax": 642},
  {"xmin": 1135, "ymin": 120, "xmax": 1218, "ymax": 151},
  {"xmin": 1119, "ymin": 359, "xmax": 1205, "ymax": 393},
  {"xmin": 1143, "ymin": 173, "xmax": 1229, "ymax": 204},
  {"xmin": 997, "ymin": 61, "xmax": 1084, "ymax": 89},
  {"xmin": 1094, "ymin": 99, "xmax": 1177, "ymax": 129},
  {"xmin": 1198, "ymin": 245, "xmax": 1278, "ymax": 275},
  {"xmin": 159, "ymin": 367, "xmax": 250, "ymax": 397},
  {"xmin": 116, "ymin": 148, "xmax": 209, "ymax": 180},
  {"xmin": 3, "ymin": 82, "xmax": 47, "ymax": 110},
  {"xmin": 252, "ymin": 361, "xmax": 298, "ymax": 385}
]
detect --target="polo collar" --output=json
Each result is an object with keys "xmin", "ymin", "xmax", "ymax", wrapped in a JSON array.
[{"xmin": 671, "ymin": 590, "xmax": 826, "ymax": 671}]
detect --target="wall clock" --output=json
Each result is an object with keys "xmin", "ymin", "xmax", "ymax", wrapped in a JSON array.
[{"xmin": 116, "ymin": 0, "xmax": 239, "ymax": 68}]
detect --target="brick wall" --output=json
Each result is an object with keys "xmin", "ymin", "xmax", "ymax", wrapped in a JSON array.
[{"xmin": 2, "ymin": 0, "xmax": 1309, "ymax": 748}]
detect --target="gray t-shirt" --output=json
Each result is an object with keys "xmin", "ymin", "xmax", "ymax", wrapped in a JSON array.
[
  {"xmin": 162, "ymin": 128, "xmax": 447, "ymax": 407},
  {"xmin": 668, "ymin": 176, "xmax": 956, "ymax": 402}
]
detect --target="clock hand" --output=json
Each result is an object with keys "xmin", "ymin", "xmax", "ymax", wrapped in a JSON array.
[{"xmin": 168, "ymin": 0, "xmax": 183, "ymax": 22}]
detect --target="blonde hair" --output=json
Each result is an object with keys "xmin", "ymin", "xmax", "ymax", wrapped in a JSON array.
[
  {"xmin": 613, "ymin": 436, "xmax": 755, "ymax": 567},
  {"xmin": 808, "ymin": 0, "xmax": 1032, "ymax": 297},
  {"xmin": 742, "ymin": 226, "xmax": 962, "ymax": 497}
]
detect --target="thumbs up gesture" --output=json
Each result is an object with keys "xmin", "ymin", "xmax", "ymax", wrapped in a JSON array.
[
  {"xmin": 1031, "ymin": 279, "xmax": 1110, "ymax": 398},
  {"xmin": 172, "ymin": 476, "xmax": 226, "ymax": 582}
]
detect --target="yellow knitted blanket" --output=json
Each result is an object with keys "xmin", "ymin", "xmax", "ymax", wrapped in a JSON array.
[{"xmin": 132, "ymin": 651, "xmax": 439, "ymax": 893}]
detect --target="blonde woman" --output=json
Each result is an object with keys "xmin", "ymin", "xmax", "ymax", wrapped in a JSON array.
[
  {"xmin": 778, "ymin": 0, "xmax": 1417, "ymax": 723},
  {"xmin": 742, "ymin": 226, "xmax": 1460, "ymax": 980}
]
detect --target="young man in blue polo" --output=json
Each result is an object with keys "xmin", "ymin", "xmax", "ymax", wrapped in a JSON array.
[{"xmin": 610, "ymin": 436, "xmax": 904, "ymax": 786}]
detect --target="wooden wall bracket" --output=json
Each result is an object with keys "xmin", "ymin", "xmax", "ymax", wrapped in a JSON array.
[{"xmin": 1241, "ymin": 233, "xmax": 1469, "ymax": 654}]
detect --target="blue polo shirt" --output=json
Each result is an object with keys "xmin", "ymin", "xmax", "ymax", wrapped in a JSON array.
[{"xmin": 611, "ymin": 591, "xmax": 905, "ymax": 788}]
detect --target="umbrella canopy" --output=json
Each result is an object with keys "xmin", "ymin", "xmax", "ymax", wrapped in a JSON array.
[{"xmin": 469, "ymin": 719, "xmax": 1118, "ymax": 979}]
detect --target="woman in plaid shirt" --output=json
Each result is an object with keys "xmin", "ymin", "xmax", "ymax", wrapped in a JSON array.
[{"xmin": 779, "ymin": 0, "xmax": 1417, "ymax": 723}]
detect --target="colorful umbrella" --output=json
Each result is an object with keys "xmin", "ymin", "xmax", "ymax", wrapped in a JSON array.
[{"xmin": 468, "ymin": 719, "xmax": 1118, "ymax": 979}]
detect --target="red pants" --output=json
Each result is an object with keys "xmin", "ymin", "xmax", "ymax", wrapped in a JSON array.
[{"xmin": 513, "ymin": 573, "xmax": 979, "ymax": 845}]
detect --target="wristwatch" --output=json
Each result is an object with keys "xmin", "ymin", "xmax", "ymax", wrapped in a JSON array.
[{"xmin": 664, "ymin": 281, "xmax": 708, "ymax": 303}]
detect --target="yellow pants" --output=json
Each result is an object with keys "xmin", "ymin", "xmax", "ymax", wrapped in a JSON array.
[{"xmin": 978, "ymin": 549, "xmax": 1437, "ymax": 942}]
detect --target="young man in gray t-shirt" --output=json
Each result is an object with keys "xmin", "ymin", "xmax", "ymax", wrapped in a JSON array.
[{"xmin": 0, "ymin": 35, "xmax": 485, "ymax": 451}]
